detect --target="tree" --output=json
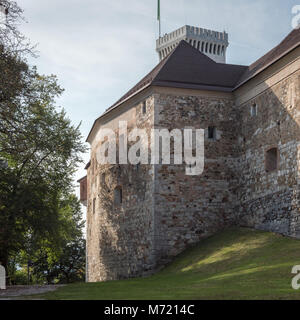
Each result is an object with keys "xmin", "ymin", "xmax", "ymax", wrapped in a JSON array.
[
  {"xmin": 0, "ymin": 0, "xmax": 35, "ymax": 56},
  {"xmin": 28, "ymin": 195, "xmax": 86, "ymax": 284},
  {"xmin": 0, "ymin": 72, "xmax": 86, "ymax": 271},
  {"xmin": 0, "ymin": 1, "xmax": 87, "ymax": 281},
  {"xmin": 31, "ymin": 238, "xmax": 86, "ymax": 285}
]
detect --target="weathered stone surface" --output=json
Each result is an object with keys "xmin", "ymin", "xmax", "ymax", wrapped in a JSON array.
[
  {"xmin": 153, "ymin": 92, "xmax": 239, "ymax": 261},
  {"xmin": 235, "ymin": 70, "xmax": 300, "ymax": 237},
  {"xmin": 85, "ymin": 52, "xmax": 300, "ymax": 282},
  {"xmin": 86, "ymin": 97, "xmax": 156, "ymax": 282}
]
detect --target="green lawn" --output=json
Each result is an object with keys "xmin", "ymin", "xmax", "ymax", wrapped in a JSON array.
[{"xmin": 30, "ymin": 227, "xmax": 300, "ymax": 300}]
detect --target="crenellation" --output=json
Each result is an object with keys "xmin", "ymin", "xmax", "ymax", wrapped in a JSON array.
[{"xmin": 156, "ymin": 25, "xmax": 229, "ymax": 63}]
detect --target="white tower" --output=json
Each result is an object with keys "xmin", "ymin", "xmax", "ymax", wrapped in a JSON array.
[{"xmin": 156, "ymin": 25, "xmax": 229, "ymax": 63}]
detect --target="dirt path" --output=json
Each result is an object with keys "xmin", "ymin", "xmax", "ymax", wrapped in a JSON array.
[{"xmin": 0, "ymin": 285, "xmax": 64, "ymax": 299}]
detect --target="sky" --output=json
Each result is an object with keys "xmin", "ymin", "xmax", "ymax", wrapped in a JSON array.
[{"xmin": 16, "ymin": 0, "xmax": 299, "ymax": 196}]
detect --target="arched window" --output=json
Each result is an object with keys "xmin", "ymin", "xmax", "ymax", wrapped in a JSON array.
[
  {"xmin": 209, "ymin": 43, "xmax": 212, "ymax": 53},
  {"xmin": 217, "ymin": 45, "xmax": 220, "ymax": 55},
  {"xmin": 205, "ymin": 42, "xmax": 208, "ymax": 53},
  {"xmin": 201, "ymin": 42, "xmax": 204, "ymax": 52},
  {"xmin": 114, "ymin": 186, "xmax": 123, "ymax": 205},
  {"xmin": 213, "ymin": 44, "xmax": 216, "ymax": 54},
  {"xmin": 265, "ymin": 148, "xmax": 279, "ymax": 172}
]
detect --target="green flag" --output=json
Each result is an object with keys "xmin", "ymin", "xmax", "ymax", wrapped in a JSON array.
[{"xmin": 157, "ymin": 0, "xmax": 160, "ymax": 21}]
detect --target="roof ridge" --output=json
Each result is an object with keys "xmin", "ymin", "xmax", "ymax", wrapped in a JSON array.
[
  {"xmin": 86, "ymin": 29, "xmax": 300, "ymax": 142},
  {"xmin": 104, "ymin": 43, "xmax": 178, "ymax": 113},
  {"xmin": 235, "ymin": 28, "xmax": 300, "ymax": 89},
  {"xmin": 152, "ymin": 40, "xmax": 217, "ymax": 84}
]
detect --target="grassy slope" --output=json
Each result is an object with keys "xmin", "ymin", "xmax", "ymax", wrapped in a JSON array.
[{"xmin": 33, "ymin": 228, "xmax": 300, "ymax": 300}]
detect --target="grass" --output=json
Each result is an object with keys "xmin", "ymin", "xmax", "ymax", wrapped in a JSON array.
[{"xmin": 27, "ymin": 227, "xmax": 300, "ymax": 300}]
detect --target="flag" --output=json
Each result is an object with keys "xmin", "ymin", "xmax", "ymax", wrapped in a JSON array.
[{"xmin": 157, "ymin": 0, "xmax": 160, "ymax": 21}]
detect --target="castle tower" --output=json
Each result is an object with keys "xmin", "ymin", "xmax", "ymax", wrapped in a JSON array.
[{"xmin": 156, "ymin": 25, "xmax": 229, "ymax": 63}]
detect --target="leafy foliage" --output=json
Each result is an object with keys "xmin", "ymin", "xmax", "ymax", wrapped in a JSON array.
[{"xmin": 0, "ymin": 1, "xmax": 87, "ymax": 284}]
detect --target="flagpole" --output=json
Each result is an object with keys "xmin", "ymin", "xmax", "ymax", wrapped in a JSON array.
[
  {"xmin": 158, "ymin": 0, "xmax": 161, "ymax": 38},
  {"xmin": 159, "ymin": 19, "xmax": 161, "ymax": 38}
]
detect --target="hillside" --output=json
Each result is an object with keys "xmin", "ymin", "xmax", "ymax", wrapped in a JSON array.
[{"xmin": 30, "ymin": 228, "xmax": 300, "ymax": 300}]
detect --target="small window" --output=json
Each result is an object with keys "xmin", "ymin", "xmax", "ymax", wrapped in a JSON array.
[
  {"xmin": 142, "ymin": 101, "xmax": 146, "ymax": 114},
  {"xmin": 265, "ymin": 148, "xmax": 278, "ymax": 172},
  {"xmin": 208, "ymin": 126, "xmax": 217, "ymax": 140},
  {"xmin": 114, "ymin": 187, "xmax": 122, "ymax": 205},
  {"xmin": 104, "ymin": 141, "xmax": 109, "ymax": 158},
  {"xmin": 100, "ymin": 172, "xmax": 105, "ymax": 185},
  {"xmin": 251, "ymin": 104, "xmax": 257, "ymax": 117},
  {"xmin": 92, "ymin": 198, "xmax": 96, "ymax": 214}
]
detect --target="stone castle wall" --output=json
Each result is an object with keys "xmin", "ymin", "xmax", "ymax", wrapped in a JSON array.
[
  {"xmin": 152, "ymin": 91, "xmax": 240, "ymax": 261},
  {"xmin": 86, "ymin": 96, "xmax": 157, "ymax": 282},
  {"xmin": 86, "ymin": 50, "xmax": 300, "ymax": 282},
  {"xmin": 235, "ymin": 69, "xmax": 300, "ymax": 236}
]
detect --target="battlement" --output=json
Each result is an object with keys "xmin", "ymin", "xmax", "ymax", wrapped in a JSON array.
[{"xmin": 156, "ymin": 25, "xmax": 229, "ymax": 63}]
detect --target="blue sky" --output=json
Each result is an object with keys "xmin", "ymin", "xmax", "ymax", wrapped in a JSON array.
[{"xmin": 17, "ymin": 0, "xmax": 299, "ymax": 187}]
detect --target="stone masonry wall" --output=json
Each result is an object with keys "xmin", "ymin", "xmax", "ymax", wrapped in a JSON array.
[
  {"xmin": 86, "ymin": 62, "xmax": 300, "ymax": 282},
  {"xmin": 153, "ymin": 92, "xmax": 240, "ymax": 261},
  {"xmin": 235, "ymin": 70, "xmax": 300, "ymax": 237},
  {"xmin": 86, "ymin": 96, "xmax": 156, "ymax": 282}
]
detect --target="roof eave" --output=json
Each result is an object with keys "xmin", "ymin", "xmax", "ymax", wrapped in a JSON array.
[
  {"xmin": 85, "ymin": 82, "xmax": 152, "ymax": 143},
  {"xmin": 234, "ymin": 41, "xmax": 300, "ymax": 91},
  {"xmin": 152, "ymin": 80, "xmax": 235, "ymax": 92}
]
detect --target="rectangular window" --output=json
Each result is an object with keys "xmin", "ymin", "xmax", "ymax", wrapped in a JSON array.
[
  {"xmin": 251, "ymin": 104, "xmax": 257, "ymax": 117},
  {"xmin": 92, "ymin": 198, "xmax": 96, "ymax": 214},
  {"xmin": 100, "ymin": 172, "xmax": 105, "ymax": 185},
  {"xmin": 208, "ymin": 126, "xmax": 216, "ymax": 140},
  {"xmin": 142, "ymin": 101, "xmax": 146, "ymax": 114},
  {"xmin": 114, "ymin": 187, "xmax": 122, "ymax": 205},
  {"xmin": 265, "ymin": 147, "xmax": 278, "ymax": 172}
]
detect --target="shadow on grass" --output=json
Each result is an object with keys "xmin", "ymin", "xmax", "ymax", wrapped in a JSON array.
[{"xmin": 21, "ymin": 228, "xmax": 300, "ymax": 300}]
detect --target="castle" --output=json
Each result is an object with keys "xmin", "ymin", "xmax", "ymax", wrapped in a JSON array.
[{"xmin": 79, "ymin": 26, "xmax": 300, "ymax": 282}]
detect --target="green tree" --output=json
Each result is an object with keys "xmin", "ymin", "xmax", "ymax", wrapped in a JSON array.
[
  {"xmin": 0, "ymin": 0, "xmax": 87, "ymax": 281},
  {"xmin": 0, "ymin": 72, "xmax": 86, "ymax": 271},
  {"xmin": 30, "ymin": 195, "xmax": 86, "ymax": 284}
]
